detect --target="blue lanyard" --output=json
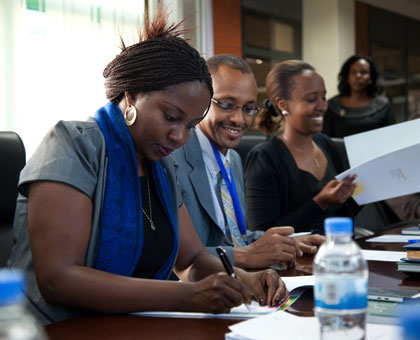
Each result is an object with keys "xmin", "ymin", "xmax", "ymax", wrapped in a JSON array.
[{"xmin": 210, "ymin": 142, "xmax": 248, "ymax": 245}]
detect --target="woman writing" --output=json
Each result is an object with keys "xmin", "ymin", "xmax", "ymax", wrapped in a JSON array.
[
  {"xmin": 322, "ymin": 55, "xmax": 394, "ymax": 138},
  {"xmin": 8, "ymin": 9, "xmax": 286, "ymax": 325},
  {"xmin": 244, "ymin": 60, "xmax": 358, "ymax": 233}
]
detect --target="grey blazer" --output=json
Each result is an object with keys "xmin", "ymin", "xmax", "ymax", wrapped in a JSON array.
[{"xmin": 171, "ymin": 129, "xmax": 262, "ymax": 264}]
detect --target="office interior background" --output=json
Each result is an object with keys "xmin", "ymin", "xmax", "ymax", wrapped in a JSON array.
[{"xmin": 1, "ymin": 0, "xmax": 420, "ymax": 158}]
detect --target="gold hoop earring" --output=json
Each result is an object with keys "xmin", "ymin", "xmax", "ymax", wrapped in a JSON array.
[{"xmin": 124, "ymin": 105, "xmax": 137, "ymax": 126}]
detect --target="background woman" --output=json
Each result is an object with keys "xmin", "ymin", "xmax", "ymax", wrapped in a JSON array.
[
  {"xmin": 244, "ymin": 60, "xmax": 358, "ymax": 233},
  {"xmin": 8, "ymin": 9, "xmax": 286, "ymax": 325},
  {"xmin": 322, "ymin": 55, "xmax": 394, "ymax": 138}
]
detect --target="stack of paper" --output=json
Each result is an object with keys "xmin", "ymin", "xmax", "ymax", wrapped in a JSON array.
[
  {"xmin": 397, "ymin": 242, "xmax": 420, "ymax": 273},
  {"xmin": 366, "ymin": 235, "xmax": 420, "ymax": 243},
  {"xmin": 133, "ymin": 301, "xmax": 276, "ymax": 319},
  {"xmin": 336, "ymin": 119, "xmax": 420, "ymax": 205},
  {"xmin": 225, "ymin": 310, "xmax": 401, "ymax": 340}
]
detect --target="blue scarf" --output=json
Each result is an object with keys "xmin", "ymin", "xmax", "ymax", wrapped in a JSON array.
[{"xmin": 93, "ymin": 102, "xmax": 179, "ymax": 279}]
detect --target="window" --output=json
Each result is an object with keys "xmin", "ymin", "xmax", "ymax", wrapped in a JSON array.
[
  {"xmin": 242, "ymin": 1, "xmax": 302, "ymax": 112},
  {"xmin": 368, "ymin": 6, "xmax": 420, "ymax": 122},
  {"xmin": 0, "ymin": 0, "xmax": 210, "ymax": 158}
]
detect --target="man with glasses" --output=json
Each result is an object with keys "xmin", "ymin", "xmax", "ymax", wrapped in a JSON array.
[{"xmin": 171, "ymin": 54, "xmax": 324, "ymax": 269}]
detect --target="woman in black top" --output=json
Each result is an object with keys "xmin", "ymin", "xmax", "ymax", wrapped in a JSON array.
[
  {"xmin": 322, "ymin": 55, "xmax": 394, "ymax": 138},
  {"xmin": 244, "ymin": 60, "xmax": 357, "ymax": 233}
]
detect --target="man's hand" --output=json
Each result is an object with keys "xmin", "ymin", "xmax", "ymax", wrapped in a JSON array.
[
  {"xmin": 295, "ymin": 234, "xmax": 326, "ymax": 254},
  {"xmin": 233, "ymin": 226, "xmax": 302, "ymax": 269}
]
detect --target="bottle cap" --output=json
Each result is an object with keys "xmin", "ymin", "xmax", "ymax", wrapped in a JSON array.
[
  {"xmin": 0, "ymin": 269, "xmax": 26, "ymax": 305},
  {"xmin": 324, "ymin": 217, "xmax": 353, "ymax": 235}
]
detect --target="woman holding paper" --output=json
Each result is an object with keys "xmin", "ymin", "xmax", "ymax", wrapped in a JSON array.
[
  {"xmin": 322, "ymin": 55, "xmax": 394, "ymax": 138},
  {"xmin": 8, "ymin": 7, "xmax": 287, "ymax": 325},
  {"xmin": 244, "ymin": 60, "xmax": 358, "ymax": 233}
]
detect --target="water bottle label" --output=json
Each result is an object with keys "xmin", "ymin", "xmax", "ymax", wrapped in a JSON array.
[{"xmin": 314, "ymin": 277, "xmax": 368, "ymax": 310}]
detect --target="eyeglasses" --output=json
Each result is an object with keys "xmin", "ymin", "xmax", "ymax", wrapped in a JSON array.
[{"xmin": 211, "ymin": 98, "xmax": 260, "ymax": 116}]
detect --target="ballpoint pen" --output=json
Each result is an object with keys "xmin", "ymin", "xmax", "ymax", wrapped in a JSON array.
[
  {"xmin": 288, "ymin": 231, "xmax": 312, "ymax": 238},
  {"xmin": 216, "ymin": 246, "xmax": 251, "ymax": 312}
]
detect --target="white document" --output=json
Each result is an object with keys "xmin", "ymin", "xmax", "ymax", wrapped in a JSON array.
[
  {"xmin": 228, "ymin": 310, "xmax": 318, "ymax": 340},
  {"xmin": 361, "ymin": 250, "xmax": 405, "ymax": 262},
  {"xmin": 335, "ymin": 119, "xmax": 420, "ymax": 205},
  {"xmin": 336, "ymin": 142, "xmax": 420, "ymax": 205},
  {"xmin": 282, "ymin": 275, "xmax": 314, "ymax": 291},
  {"xmin": 366, "ymin": 234, "xmax": 420, "ymax": 243},
  {"xmin": 133, "ymin": 276, "xmax": 315, "ymax": 320},
  {"xmin": 344, "ymin": 118, "xmax": 420, "ymax": 168},
  {"xmin": 133, "ymin": 300, "xmax": 277, "ymax": 319},
  {"xmin": 226, "ymin": 310, "xmax": 402, "ymax": 340}
]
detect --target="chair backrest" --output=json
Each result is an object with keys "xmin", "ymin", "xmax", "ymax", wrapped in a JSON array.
[
  {"xmin": 0, "ymin": 131, "xmax": 26, "ymax": 267},
  {"xmin": 331, "ymin": 137, "xmax": 350, "ymax": 169},
  {"xmin": 234, "ymin": 134, "xmax": 268, "ymax": 166}
]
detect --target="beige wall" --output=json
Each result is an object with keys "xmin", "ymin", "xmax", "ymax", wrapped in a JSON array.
[{"xmin": 302, "ymin": 0, "xmax": 355, "ymax": 99}]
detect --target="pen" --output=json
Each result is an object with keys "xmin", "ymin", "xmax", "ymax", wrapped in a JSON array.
[
  {"xmin": 216, "ymin": 246, "xmax": 251, "ymax": 312},
  {"xmin": 277, "ymin": 294, "xmax": 290, "ymax": 308},
  {"xmin": 288, "ymin": 231, "xmax": 312, "ymax": 238}
]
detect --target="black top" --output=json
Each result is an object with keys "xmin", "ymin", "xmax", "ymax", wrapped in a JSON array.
[
  {"xmin": 244, "ymin": 134, "xmax": 358, "ymax": 233},
  {"xmin": 322, "ymin": 95, "xmax": 395, "ymax": 138},
  {"xmin": 132, "ymin": 161, "xmax": 174, "ymax": 279}
]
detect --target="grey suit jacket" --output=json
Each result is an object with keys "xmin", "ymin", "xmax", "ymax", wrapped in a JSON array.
[{"xmin": 171, "ymin": 129, "xmax": 262, "ymax": 264}]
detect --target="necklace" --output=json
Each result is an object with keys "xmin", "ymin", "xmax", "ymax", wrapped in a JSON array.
[
  {"xmin": 283, "ymin": 136, "xmax": 320, "ymax": 168},
  {"xmin": 142, "ymin": 166, "xmax": 156, "ymax": 231},
  {"xmin": 313, "ymin": 157, "xmax": 320, "ymax": 168}
]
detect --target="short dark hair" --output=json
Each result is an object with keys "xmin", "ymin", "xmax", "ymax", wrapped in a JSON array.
[
  {"xmin": 256, "ymin": 60, "xmax": 315, "ymax": 134},
  {"xmin": 206, "ymin": 54, "xmax": 253, "ymax": 75},
  {"xmin": 338, "ymin": 55, "xmax": 379, "ymax": 97},
  {"xmin": 103, "ymin": 6, "xmax": 213, "ymax": 103}
]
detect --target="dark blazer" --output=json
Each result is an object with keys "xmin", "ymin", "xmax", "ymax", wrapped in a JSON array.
[
  {"xmin": 171, "ymin": 129, "xmax": 262, "ymax": 264},
  {"xmin": 322, "ymin": 95, "xmax": 394, "ymax": 138}
]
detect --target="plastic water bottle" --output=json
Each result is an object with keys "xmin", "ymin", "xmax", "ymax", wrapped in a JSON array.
[
  {"xmin": 313, "ymin": 217, "xmax": 368, "ymax": 340},
  {"xmin": 0, "ymin": 269, "xmax": 48, "ymax": 340}
]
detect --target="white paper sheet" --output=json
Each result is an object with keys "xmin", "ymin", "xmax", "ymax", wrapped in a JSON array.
[
  {"xmin": 133, "ymin": 276, "xmax": 316, "ymax": 320},
  {"xmin": 335, "ymin": 119, "xmax": 420, "ymax": 205},
  {"xmin": 344, "ymin": 119, "xmax": 420, "ymax": 168},
  {"xmin": 226, "ymin": 310, "xmax": 402, "ymax": 340},
  {"xmin": 228, "ymin": 311, "xmax": 318, "ymax": 340},
  {"xmin": 366, "ymin": 234, "xmax": 420, "ymax": 243},
  {"xmin": 336, "ymin": 142, "xmax": 420, "ymax": 205},
  {"xmin": 361, "ymin": 250, "xmax": 406, "ymax": 262},
  {"xmin": 282, "ymin": 275, "xmax": 314, "ymax": 292},
  {"xmin": 133, "ymin": 300, "xmax": 278, "ymax": 319}
]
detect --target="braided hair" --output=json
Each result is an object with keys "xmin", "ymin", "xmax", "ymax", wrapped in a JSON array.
[{"xmin": 103, "ymin": 6, "xmax": 213, "ymax": 104}]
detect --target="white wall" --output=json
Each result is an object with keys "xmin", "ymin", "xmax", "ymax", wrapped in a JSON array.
[{"xmin": 302, "ymin": 0, "xmax": 355, "ymax": 98}]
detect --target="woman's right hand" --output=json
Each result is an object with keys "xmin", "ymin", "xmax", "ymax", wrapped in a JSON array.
[
  {"xmin": 313, "ymin": 174, "xmax": 357, "ymax": 210},
  {"xmin": 188, "ymin": 272, "xmax": 251, "ymax": 314}
]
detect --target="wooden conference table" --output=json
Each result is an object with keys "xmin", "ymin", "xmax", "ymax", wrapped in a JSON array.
[{"xmin": 45, "ymin": 226, "xmax": 420, "ymax": 340}]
